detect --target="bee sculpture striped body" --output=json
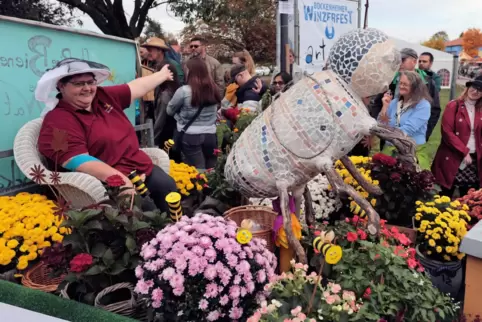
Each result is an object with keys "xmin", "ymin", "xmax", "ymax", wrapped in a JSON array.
[{"xmin": 224, "ymin": 28, "xmax": 417, "ymax": 263}]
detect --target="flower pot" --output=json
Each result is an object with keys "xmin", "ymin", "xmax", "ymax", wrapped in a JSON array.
[
  {"xmin": 94, "ymin": 282, "xmax": 137, "ymax": 317},
  {"xmin": 416, "ymin": 245, "xmax": 463, "ymax": 298}
]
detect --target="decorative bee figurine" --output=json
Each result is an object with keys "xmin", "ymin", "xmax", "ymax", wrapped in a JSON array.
[
  {"xmin": 165, "ymin": 192, "xmax": 183, "ymax": 221},
  {"xmin": 312, "ymin": 230, "xmax": 343, "ymax": 265}
]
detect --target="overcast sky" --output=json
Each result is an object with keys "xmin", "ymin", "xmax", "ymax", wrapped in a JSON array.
[{"xmin": 77, "ymin": 0, "xmax": 482, "ymax": 43}]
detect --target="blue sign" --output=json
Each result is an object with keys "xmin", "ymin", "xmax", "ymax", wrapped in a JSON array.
[{"xmin": 0, "ymin": 16, "xmax": 137, "ymax": 192}]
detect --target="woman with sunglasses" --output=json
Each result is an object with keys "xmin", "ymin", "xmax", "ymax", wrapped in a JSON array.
[
  {"xmin": 432, "ymin": 76, "xmax": 482, "ymax": 197},
  {"xmin": 36, "ymin": 58, "xmax": 177, "ymax": 212},
  {"xmin": 260, "ymin": 72, "xmax": 293, "ymax": 111}
]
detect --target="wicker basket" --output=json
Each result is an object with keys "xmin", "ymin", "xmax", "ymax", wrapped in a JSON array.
[
  {"xmin": 94, "ymin": 282, "xmax": 137, "ymax": 317},
  {"xmin": 21, "ymin": 262, "xmax": 65, "ymax": 292},
  {"xmin": 224, "ymin": 205, "xmax": 277, "ymax": 252}
]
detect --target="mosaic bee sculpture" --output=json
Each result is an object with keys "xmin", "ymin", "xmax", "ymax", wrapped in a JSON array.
[{"xmin": 224, "ymin": 28, "xmax": 417, "ymax": 263}]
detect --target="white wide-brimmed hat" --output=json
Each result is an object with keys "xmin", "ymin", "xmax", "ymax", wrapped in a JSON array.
[{"xmin": 36, "ymin": 58, "xmax": 112, "ymax": 116}]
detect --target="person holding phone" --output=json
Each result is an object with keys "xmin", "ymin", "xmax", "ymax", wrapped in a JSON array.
[
  {"xmin": 432, "ymin": 76, "xmax": 482, "ymax": 197},
  {"xmin": 378, "ymin": 71, "xmax": 432, "ymax": 168}
]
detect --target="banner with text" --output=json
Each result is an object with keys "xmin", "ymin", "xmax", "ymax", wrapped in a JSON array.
[{"xmin": 298, "ymin": 0, "xmax": 358, "ymax": 74}]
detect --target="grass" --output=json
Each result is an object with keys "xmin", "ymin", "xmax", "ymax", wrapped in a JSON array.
[
  {"xmin": 0, "ymin": 280, "xmax": 136, "ymax": 322},
  {"xmin": 424, "ymin": 86, "xmax": 465, "ymax": 162}
]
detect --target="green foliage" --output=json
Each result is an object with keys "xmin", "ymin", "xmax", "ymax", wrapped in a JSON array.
[
  {"xmin": 143, "ymin": 17, "xmax": 164, "ymax": 39},
  {"xmin": 0, "ymin": 0, "xmax": 76, "ymax": 26},
  {"xmin": 331, "ymin": 241, "xmax": 459, "ymax": 321}
]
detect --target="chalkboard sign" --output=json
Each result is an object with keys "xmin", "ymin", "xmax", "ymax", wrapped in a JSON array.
[{"xmin": 0, "ymin": 16, "xmax": 137, "ymax": 193}]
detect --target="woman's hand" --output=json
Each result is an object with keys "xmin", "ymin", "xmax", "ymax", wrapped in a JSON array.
[
  {"xmin": 120, "ymin": 175, "xmax": 136, "ymax": 197},
  {"xmin": 382, "ymin": 91, "xmax": 392, "ymax": 107},
  {"xmin": 252, "ymin": 78, "xmax": 263, "ymax": 94},
  {"xmin": 464, "ymin": 154, "xmax": 472, "ymax": 166},
  {"xmin": 158, "ymin": 64, "xmax": 174, "ymax": 83}
]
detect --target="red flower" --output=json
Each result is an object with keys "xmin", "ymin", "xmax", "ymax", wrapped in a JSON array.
[
  {"xmin": 105, "ymin": 174, "xmax": 125, "ymax": 187},
  {"xmin": 407, "ymin": 248, "xmax": 416, "ymax": 258},
  {"xmin": 213, "ymin": 149, "xmax": 222, "ymax": 156},
  {"xmin": 374, "ymin": 254, "xmax": 381, "ymax": 260},
  {"xmin": 389, "ymin": 172, "xmax": 402, "ymax": 182},
  {"xmin": 346, "ymin": 232, "xmax": 358, "ymax": 242},
  {"xmin": 380, "ymin": 219, "xmax": 387, "ymax": 227},
  {"xmin": 203, "ymin": 184, "xmax": 209, "ymax": 188},
  {"xmin": 406, "ymin": 258, "xmax": 417, "ymax": 269},
  {"xmin": 394, "ymin": 245, "xmax": 408, "ymax": 258},
  {"xmin": 70, "ymin": 253, "xmax": 93, "ymax": 273},
  {"xmin": 372, "ymin": 153, "xmax": 397, "ymax": 167},
  {"xmin": 417, "ymin": 265, "xmax": 425, "ymax": 272},
  {"xmin": 314, "ymin": 231, "xmax": 321, "ymax": 236},
  {"xmin": 363, "ymin": 287, "xmax": 372, "ymax": 299},
  {"xmin": 396, "ymin": 233, "xmax": 411, "ymax": 246},
  {"xmin": 390, "ymin": 226, "xmax": 400, "ymax": 234},
  {"xmin": 345, "ymin": 217, "xmax": 351, "ymax": 223},
  {"xmin": 352, "ymin": 215, "xmax": 360, "ymax": 224},
  {"xmin": 357, "ymin": 229, "xmax": 367, "ymax": 240}
]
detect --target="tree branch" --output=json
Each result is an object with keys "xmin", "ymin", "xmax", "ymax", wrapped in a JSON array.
[{"xmin": 57, "ymin": 0, "xmax": 111, "ymax": 34}]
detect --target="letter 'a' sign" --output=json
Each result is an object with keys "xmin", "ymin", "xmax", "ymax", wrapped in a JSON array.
[{"xmin": 298, "ymin": 0, "xmax": 358, "ymax": 74}]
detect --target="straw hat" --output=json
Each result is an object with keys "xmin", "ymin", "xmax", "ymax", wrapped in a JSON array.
[{"xmin": 142, "ymin": 37, "xmax": 169, "ymax": 50}]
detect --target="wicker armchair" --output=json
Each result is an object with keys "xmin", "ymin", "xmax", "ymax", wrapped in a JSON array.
[{"xmin": 14, "ymin": 118, "xmax": 170, "ymax": 209}]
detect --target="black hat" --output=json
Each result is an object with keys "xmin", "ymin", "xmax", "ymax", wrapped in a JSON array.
[
  {"xmin": 466, "ymin": 76, "xmax": 482, "ymax": 90},
  {"xmin": 230, "ymin": 64, "xmax": 246, "ymax": 83}
]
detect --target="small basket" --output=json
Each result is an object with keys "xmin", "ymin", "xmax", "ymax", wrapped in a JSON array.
[
  {"xmin": 224, "ymin": 205, "xmax": 277, "ymax": 252},
  {"xmin": 94, "ymin": 282, "xmax": 137, "ymax": 317},
  {"xmin": 21, "ymin": 262, "xmax": 65, "ymax": 292}
]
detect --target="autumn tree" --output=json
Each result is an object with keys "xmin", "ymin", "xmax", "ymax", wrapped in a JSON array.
[
  {"xmin": 421, "ymin": 38, "xmax": 445, "ymax": 51},
  {"xmin": 421, "ymin": 31, "xmax": 448, "ymax": 51},
  {"xmin": 462, "ymin": 28, "xmax": 482, "ymax": 57},
  {"xmin": 178, "ymin": 0, "xmax": 276, "ymax": 63},
  {"xmin": 54, "ymin": 0, "xmax": 167, "ymax": 39},
  {"xmin": 0, "ymin": 0, "xmax": 76, "ymax": 26},
  {"xmin": 431, "ymin": 31, "xmax": 449, "ymax": 42}
]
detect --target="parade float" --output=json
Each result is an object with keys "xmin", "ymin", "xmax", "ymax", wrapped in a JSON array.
[{"xmin": 1, "ymin": 27, "xmax": 480, "ymax": 322}]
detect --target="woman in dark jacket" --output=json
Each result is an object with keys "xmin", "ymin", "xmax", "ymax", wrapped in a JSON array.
[
  {"xmin": 432, "ymin": 76, "xmax": 482, "ymax": 197},
  {"xmin": 153, "ymin": 61, "xmax": 181, "ymax": 159}
]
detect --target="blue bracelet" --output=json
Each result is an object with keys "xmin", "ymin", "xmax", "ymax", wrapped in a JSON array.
[{"xmin": 64, "ymin": 155, "xmax": 101, "ymax": 171}]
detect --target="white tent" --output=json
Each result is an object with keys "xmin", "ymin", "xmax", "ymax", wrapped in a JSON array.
[{"xmin": 390, "ymin": 37, "xmax": 456, "ymax": 89}]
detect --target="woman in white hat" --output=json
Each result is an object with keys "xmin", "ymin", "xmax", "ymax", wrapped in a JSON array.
[{"xmin": 36, "ymin": 58, "xmax": 177, "ymax": 211}]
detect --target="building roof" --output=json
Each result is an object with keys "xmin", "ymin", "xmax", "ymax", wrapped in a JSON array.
[{"xmin": 445, "ymin": 38, "xmax": 463, "ymax": 47}]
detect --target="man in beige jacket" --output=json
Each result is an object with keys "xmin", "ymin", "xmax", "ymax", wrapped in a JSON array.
[{"xmin": 186, "ymin": 36, "xmax": 225, "ymax": 96}]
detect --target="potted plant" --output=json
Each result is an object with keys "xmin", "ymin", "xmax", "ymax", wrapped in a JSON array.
[
  {"xmin": 457, "ymin": 188, "xmax": 482, "ymax": 229},
  {"xmin": 134, "ymin": 213, "xmax": 277, "ymax": 321},
  {"xmin": 414, "ymin": 195, "xmax": 470, "ymax": 297},
  {"xmin": 247, "ymin": 261, "xmax": 363, "ymax": 322},
  {"xmin": 42, "ymin": 175, "xmax": 171, "ymax": 313},
  {"xmin": 0, "ymin": 192, "xmax": 69, "ymax": 280},
  {"xmin": 304, "ymin": 218, "xmax": 459, "ymax": 321}
]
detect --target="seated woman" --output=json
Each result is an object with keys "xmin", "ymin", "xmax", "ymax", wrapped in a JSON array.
[
  {"xmin": 166, "ymin": 57, "xmax": 221, "ymax": 170},
  {"xmin": 37, "ymin": 58, "xmax": 177, "ymax": 212},
  {"xmin": 260, "ymin": 71, "xmax": 293, "ymax": 111},
  {"xmin": 432, "ymin": 76, "xmax": 482, "ymax": 197},
  {"xmin": 378, "ymin": 71, "xmax": 431, "ymax": 168}
]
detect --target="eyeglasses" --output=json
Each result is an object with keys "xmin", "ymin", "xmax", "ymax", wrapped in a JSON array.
[
  {"xmin": 273, "ymin": 81, "xmax": 284, "ymax": 86},
  {"xmin": 69, "ymin": 80, "xmax": 97, "ymax": 87},
  {"xmin": 399, "ymin": 82, "xmax": 411, "ymax": 88},
  {"xmin": 190, "ymin": 45, "xmax": 200, "ymax": 49},
  {"xmin": 471, "ymin": 86, "xmax": 482, "ymax": 93}
]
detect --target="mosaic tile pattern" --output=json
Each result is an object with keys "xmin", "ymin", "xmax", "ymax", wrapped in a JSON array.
[
  {"xmin": 327, "ymin": 28, "xmax": 401, "ymax": 97},
  {"xmin": 224, "ymin": 28, "xmax": 398, "ymax": 198}
]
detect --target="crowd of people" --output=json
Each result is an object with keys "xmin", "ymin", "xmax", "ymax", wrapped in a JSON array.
[
  {"xmin": 138, "ymin": 35, "xmax": 294, "ymax": 169},
  {"xmin": 34, "ymin": 36, "xmax": 482, "ymax": 212}
]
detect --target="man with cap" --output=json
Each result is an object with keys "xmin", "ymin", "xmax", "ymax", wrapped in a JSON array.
[
  {"xmin": 370, "ymin": 48, "xmax": 440, "ymax": 142},
  {"xmin": 142, "ymin": 37, "xmax": 184, "ymax": 83}
]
